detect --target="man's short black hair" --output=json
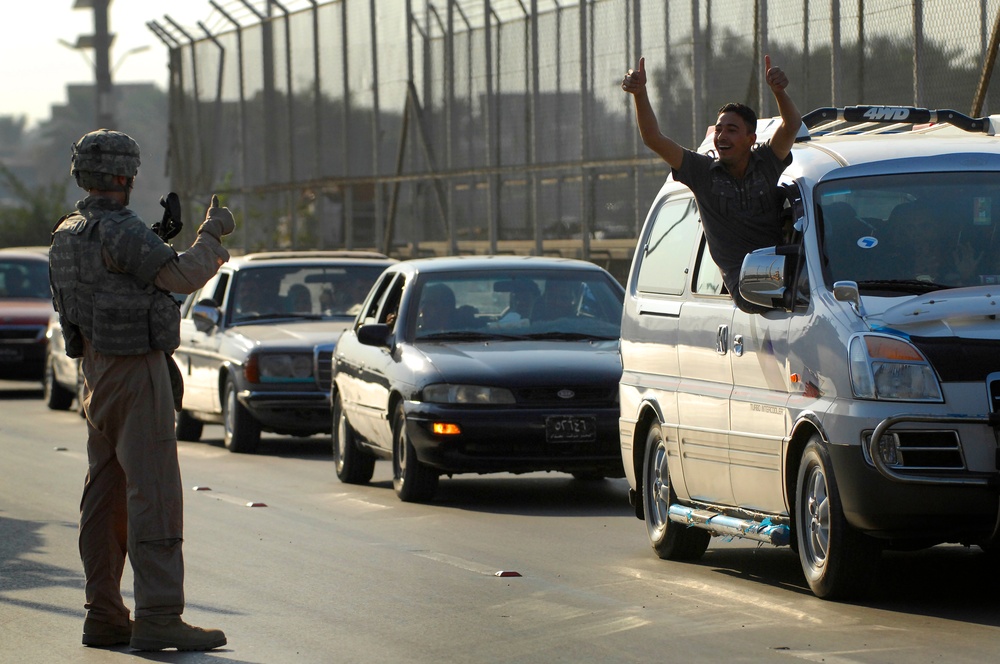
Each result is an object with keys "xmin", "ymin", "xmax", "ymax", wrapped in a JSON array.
[{"xmin": 717, "ymin": 103, "xmax": 757, "ymax": 134}]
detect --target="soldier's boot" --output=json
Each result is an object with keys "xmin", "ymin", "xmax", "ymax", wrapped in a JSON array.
[
  {"xmin": 82, "ymin": 617, "xmax": 132, "ymax": 647},
  {"xmin": 129, "ymin": 616, "xmax": 227, "ymax": 652}
]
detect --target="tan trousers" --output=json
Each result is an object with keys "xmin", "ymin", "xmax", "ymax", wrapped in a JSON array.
[{"xmin": 79, "ymin": 346, "xmax": 184, "ymax": 624}]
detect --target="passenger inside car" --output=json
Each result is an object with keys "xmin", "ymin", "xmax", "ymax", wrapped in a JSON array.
[
  {"xmin": 497, "ymin": 278, "xmax": 540, "ymax": 324},
  {"xmin": 234, "ymin": 272, "xmax": 280, "ymax": 318},
  {"xmin": 286, "ymin": 284, "xmax": 313, "ymax": 314},
  {"xmin": 531, "ymin": 280, "xmax": 580, "ymax": 321},
  {"xmin": 416, "ymin": 283, "xmax": 456, "ymax": 334}
]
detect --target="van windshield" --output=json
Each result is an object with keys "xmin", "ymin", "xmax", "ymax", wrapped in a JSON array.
[{"xmin": 817, "ymin": 172, "xmax": 1000, "ymax": 294}]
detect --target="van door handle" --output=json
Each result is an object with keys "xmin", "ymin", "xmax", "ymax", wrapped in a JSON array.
[{"xmin": 716, "ymin": 325, "xmax": 728, "ymax": 355}]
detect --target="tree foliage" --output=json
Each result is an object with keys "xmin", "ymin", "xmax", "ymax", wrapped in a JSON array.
[{"xmin": 0, "ymin": 162, "xmax": 68, "ymax": 248}]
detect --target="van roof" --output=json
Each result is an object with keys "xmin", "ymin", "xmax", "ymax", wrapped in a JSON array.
[{"xmin": 692, "ymin": 105, "xmax": 1000, "ymax": 185}]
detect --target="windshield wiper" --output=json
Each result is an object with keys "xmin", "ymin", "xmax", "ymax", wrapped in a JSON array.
[
  {"xmin": 523, "ymin": 331, "xmax": 614, "ymax": 341},
  {"xmin": 416, "ymin": 331, "xmax": 498, "ymax": 341},
  {"xmin": 855, "ymin": 279, "xmax": 952, "ymax": 294},
  {"xmin": 232, "ymin": 312, "xmax": 322, "ymax": 324}
]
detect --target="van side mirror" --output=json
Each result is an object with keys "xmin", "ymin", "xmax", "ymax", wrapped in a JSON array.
[
  {"xmin": 739, "ymin": 247, "xmax": 793, "ymax": 311},
  {"xmin": 192, "ymin": 298, "xmax": 221, "ymax": 332}
]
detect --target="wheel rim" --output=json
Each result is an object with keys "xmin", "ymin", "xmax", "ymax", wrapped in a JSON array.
[
  {"xmin": 802, "ymin": 464, "xmax": 831, "ymax": 569},
  {"xmin": 43, "ymin": 361, "xmax": 54, "ymax": 399},
  {"xmin": 335, "ymin": 406, "xmax": 347, "ymax": 471},
  {"xmin": 646, "ymin": 438, "xmax": 669, "ymax": 529},
  {"xmin": 393, "ymin": 420, "xmax": 407, "ymax": 484},
  {"xmin": 224, "ymin": 385, "xmax": 236, "ymax": 437}
]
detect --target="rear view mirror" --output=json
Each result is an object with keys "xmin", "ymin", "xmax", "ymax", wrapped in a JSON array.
[
  {"xmin": 739, "ymin": 248, "xmax": 788, "ymax": 311},
  {"xmin": 358, "ymin": 323, "xmax": 392, "ymax": 348},
  {"xmin": 192, "ymin": 298, "xmax": 221, "ymax": 332}
]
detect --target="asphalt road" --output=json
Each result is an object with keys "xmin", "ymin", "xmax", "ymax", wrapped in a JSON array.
[{"xmin": 2, "ymin": 379, "xmax": 1000, "ymax": 663}]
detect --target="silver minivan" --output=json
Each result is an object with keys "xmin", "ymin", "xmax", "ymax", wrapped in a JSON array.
[{"xmin": 619, "ymin": 106, "xmax": 1000, "ymax": 599}]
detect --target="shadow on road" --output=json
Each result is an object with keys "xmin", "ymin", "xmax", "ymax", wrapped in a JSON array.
[
  {"xmin": 0, "ymin": 382, "xmax": 43, "ymax": 400},
  {"xmin": 696, "ymin": 542, "xmax": 1000, "ymax": 626}
]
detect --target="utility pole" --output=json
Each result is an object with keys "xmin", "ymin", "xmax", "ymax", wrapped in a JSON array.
[{"xmin": 73, "ymin": 0, "xmax": 115, "ymax": 128}]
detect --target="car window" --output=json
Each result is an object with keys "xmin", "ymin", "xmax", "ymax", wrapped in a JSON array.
[
  {"xmin": 0, "ymin": 258, "xmax": 50, "ymax": 300},
  {"xmin": 228, "ymin": 264, "xmax": 386, "ymax": 324},
  {"xmin": 359, "ymin": 272, "xmax": 398, "ymax": 327},
  {"xmin": 693, "ymin": 237, "xmax": 726, "ymax": 296},
  {"xmin": 410, "ymin": 270, "xmax": 623, "ymax": 342},
  {"xmin": 635, "ymin": 197, "xmax": 699, "ymax": 295},
  {"xmin": 376, "ymin": 275, "xmax": 405, "ymax": 328}
]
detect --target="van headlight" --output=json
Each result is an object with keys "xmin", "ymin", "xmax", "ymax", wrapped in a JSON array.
[
  {"xmin": 848, "ymin": 335, "xmax": 942, "ymax": 401},
  {"xmin": 422, "ymin": 384, "xmax": 515, "ymax": 404}
]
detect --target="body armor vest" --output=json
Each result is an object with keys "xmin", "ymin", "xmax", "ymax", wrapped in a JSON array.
[{"xmin": 50, "ymin": 202, "xmax": 179, "ymax": 357}]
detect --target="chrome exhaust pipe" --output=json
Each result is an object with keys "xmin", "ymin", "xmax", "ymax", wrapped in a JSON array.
[{"xmin": 668, "ymin": 504, "xmax": 790, "ymax": 546}]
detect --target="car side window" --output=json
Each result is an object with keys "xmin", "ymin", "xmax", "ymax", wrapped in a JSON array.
[
  {"xmin": 693, "ymin": 237, "xmax": 726, "ymax": 296},
  {"xmin": 183, "ymin": 273, "xmax": 227, "ymax": 317},
  {"xmin": 635, "ymin": 197, "xmax": 699, "ymax": 295},
  {"xmin": 377, "ymin": 276, "xmax": 405, "ymax": 328},
  {"xmin": 358, "ymin": 272, "xmax": 397, "ymax": 328}
]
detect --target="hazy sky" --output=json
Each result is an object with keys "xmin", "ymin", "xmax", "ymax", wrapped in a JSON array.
[{"xmin": 0, "ymin": 1, "xmax": 244, "ymax": 128}]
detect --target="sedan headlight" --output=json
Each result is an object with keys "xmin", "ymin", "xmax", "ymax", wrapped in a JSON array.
[
  {"xmin": 246, "ymin": 353, "xmax": 314, "ymax": 383},
  {"xmin": 848, "ymin": 335, "xmax": 942, "ymax": 401},
  {"xmin": 422, "ymin": 384, "xmax": 515, "ymax": 405}
]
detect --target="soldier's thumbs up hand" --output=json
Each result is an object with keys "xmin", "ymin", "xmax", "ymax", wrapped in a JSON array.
[{"xmin": 198, "ymin": 194, "xmax": 236, "ymax": 240}]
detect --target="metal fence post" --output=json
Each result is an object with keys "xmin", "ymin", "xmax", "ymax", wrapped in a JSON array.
[
  {"xmin": 691, "ymin": 0, "xmax": 702, "ymax": 146},
  {"xmin": 913, "ymin": 0, "xmax": 924, "ymax": 106},
  {"xmin": 370, "ymin": 0, "xmax": 385, "ymax": 254},
  {"xmin": 830, "ymin": 0, "xmax": 841, "ymax": 107},
  {"xmin": 209, "ymin": 1, "xmax": 250, "ymax": 254},
  {"xmin": 579, "ymin": 0, "xmax": 591, "ymax": 260}
]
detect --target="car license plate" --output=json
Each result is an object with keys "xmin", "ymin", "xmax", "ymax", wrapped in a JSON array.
[
  {"xmin": 0, "ymin": 347, "xmax": 24, "ymax": 363},
  {"xmin": 546, "ymin": 415, "xmax": 596, "ymax": 443}
]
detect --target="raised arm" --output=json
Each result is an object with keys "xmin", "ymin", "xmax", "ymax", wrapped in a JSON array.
[
  {"xmin": 764, "ymin": 55, "xmax": 802, "ymax": 161},
  {"xmin": 622, "ymin": 57, "xmax": 685, "ymax": 170}
]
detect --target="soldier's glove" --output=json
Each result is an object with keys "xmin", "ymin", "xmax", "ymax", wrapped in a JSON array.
[{"xmin": 197, "ymin": 194, "xmax": 236, "ymax": 241}]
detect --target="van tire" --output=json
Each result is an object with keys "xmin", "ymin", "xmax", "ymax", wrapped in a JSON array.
[
  {"xmin": 642, "ymin": 422, "xmax": 710, "ymax": 561},
  {"xmin": 795, "ymin": 437, "xmax": 880, "ymax": 599}
]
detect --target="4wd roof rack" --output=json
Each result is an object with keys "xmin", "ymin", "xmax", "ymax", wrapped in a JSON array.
[{"xmin": 800, "ymin": 105, "xmax": 992, "ymax": 136}]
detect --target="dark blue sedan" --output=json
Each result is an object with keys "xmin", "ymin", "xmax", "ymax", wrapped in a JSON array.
[{"xmin": 331, "ymin": 255, "xmax": 625, "ymax": 502}]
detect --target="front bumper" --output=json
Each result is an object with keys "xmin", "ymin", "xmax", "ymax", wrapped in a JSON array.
[
  {"xmin": 404, "ymin": 402, "xmax": 624, "ymax": 476},
  {"xmin": 240, "ymin": 389, "xmax": 331, "ymax": 435},
  {"xmin": 0, "ymin": 338, "xmax": 46, "ymax": 381}
]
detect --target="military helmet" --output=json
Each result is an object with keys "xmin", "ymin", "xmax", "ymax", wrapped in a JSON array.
[{"xmin": 70, "ymin": 129, "xmax": 141, "ymax": 179}]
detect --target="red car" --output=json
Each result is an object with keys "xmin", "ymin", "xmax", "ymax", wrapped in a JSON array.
[{"xmin": 0, "ymin": 248, "xmax": 53, "ymax": 383}]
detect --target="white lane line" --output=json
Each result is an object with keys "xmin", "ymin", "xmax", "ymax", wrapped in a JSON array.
[{"xmin": 412, "ymin": 551, "xmax": 503, "ymax": 576}]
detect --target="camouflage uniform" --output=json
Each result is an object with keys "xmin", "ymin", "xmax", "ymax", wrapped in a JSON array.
[{"xmin": 50, "ymin": 130, "xmax": 231, "ymax": 640}]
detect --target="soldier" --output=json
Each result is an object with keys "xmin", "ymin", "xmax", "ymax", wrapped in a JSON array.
[{"xmin": 49, "ymin": 129, "xmax": 234, "ymax": 651}]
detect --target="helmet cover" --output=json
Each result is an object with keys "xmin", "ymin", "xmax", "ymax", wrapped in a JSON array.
[{"xmin": 70, "ymin": 129, "xmax": 141, "ymax": 187}]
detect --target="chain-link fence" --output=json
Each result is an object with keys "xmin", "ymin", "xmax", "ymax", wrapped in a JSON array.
[{"xmin": 155, "ymin": 0, "xmax": 1000, "ymax": 280}]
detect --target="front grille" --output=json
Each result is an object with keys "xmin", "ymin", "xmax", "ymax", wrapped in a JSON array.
[
  {"xmin": 867, "ymin": 429, "xmax": 965, "ymax": 471},
  {"xmin": 512, "ymin": 386, "xmax": 615, "ymax": 407},
  {"xmin": 912, "ymin": 336, "xmax": 1000, "ymax": 382},
  {"xmin": 314, "ymin": 344, "xmax": 334, "ymax": 392}
]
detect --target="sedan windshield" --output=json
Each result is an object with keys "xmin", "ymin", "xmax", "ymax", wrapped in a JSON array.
[
  {"xmin": 0, "ymin": 258, "xmax": 50, "ymax": 300},
  {"xmin": 818, "ymin": 172, "xmax": 1000, "ymax": 294},
  {"xmin": 228, "ymin": 264, "xmax": 385, "ymax": 324},
  {"xmin": 411, "ymin": 270, "xmax": 624, "ymax": 341}
]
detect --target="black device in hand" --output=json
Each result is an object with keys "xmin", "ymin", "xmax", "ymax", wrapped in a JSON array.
[{"xmin": 152, "ymin": 192, "xmax": 183, "ymax": 241}]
